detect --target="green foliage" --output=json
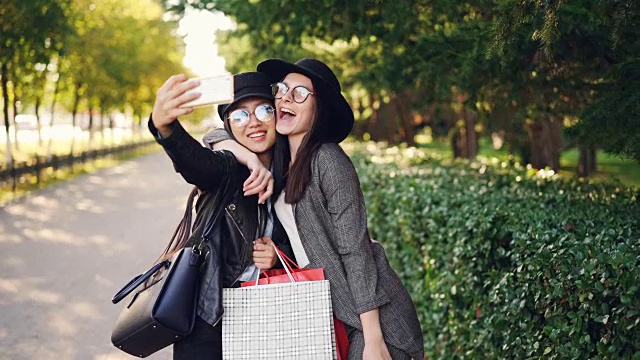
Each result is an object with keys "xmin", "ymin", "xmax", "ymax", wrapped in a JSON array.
[
  {"xmin": 491, "ymin": 0, "xmax": 640, "ymax": 161},
  {"xmin": 566, "ymin": 60, "xmax": 640, "ymax": 162},
  {"xmin": 346, "ymin": 142, "xmax": 640, "ymax": 358},
  {"xmin": 166, "ymin": 0, "xmax": 640, "ymax": 165},
  {"xmin": 0, "ymin": 0, "xmax": 71, "ymax": 65},
  {"xmin": 0, "ymin": 0, "xmax": 187, "ymax": 129},
  {"xmin": 60, "ymin": 0, "xmax": 185, "ymax": 116}
]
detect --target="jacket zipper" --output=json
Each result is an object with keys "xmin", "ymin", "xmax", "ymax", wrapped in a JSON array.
[
  {"xmin": 225, "ymin": 207, "xmax": 252, "ymax": 285},
  {"xmin": 209, "ymin": 208, "xmax": 257, "ymax": 328}
]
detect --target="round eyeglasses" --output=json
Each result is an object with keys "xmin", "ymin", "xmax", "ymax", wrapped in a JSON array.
[
  {"xmin": 227, "ymin": 104, "xmax": 275, "ymax": 127},
  {"xmin": 271, "ymin": 82, "xmax": 314, "ymax": 103}
]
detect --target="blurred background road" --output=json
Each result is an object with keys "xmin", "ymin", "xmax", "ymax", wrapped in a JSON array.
[{"xmin": 0, "ymin": 151, "xmax": 192, "ymax": 359}]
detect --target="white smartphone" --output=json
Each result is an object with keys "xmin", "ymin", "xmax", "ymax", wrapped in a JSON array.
[{"xmin": 179, "ymin": 74, "xmax": 235, "ymax": 108}]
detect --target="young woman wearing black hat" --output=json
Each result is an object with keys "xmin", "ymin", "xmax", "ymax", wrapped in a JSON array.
[
  {"xmin": 148, "ymin": 72, "xmax": 296, "ymax": 359},
  {"xmin": 210, "ymin": 59, "xmax": 424, "ymax": 359}
]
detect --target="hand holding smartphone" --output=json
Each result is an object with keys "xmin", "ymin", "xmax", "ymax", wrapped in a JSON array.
[{"xmin": 179, "ymin": 74, "xmax": 235, "ymax": 108}]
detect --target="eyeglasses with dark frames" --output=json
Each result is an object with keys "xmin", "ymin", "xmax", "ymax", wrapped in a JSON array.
[{"xmin": 271, "ymin": 82, "xmax": 314, "ymax": 103}]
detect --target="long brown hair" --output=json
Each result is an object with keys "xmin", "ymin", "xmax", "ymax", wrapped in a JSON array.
[{"xmin": 284, "ymin": 83, "xmax": 331, "ymax": 203}]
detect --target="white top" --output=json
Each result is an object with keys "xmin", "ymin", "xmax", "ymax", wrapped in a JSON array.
[
  {"xmin": 274, "ymin": 193, "xmax": 310, "ymax": 268},
  {"xmin": 237, "ymin": 200, "xmax": 274, "ymax": 282}
]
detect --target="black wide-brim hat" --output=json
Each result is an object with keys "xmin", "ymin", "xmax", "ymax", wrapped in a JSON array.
[
  {"xmin": 257, "ymin": 58, "xmax": 354, "ymax": 143},
  {"xmin": 217, "ymin": 72, "xmax": 274, "ymax": 121}
]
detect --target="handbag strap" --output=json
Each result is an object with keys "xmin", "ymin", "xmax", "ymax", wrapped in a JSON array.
[
  {"xmin": 111, "ymin": 259, "xmax": 170, "ymax": 304},
  {"xmin": 112, "ymin": 189, "xmax": 198, "ymax": 305},
  {"xmin": 160, "ymin": 186, "xmax": 199, "ymax": 257},
  {"xmin": 163, "ymin": 152, "xmax": 236, "ymax": 258},
  {"xmin": 111, "ymin": 184, "xmax": 231, "ymax": 304},
  {"xmin": 111, "ymin": 154, "xmax": 237, "ymax": 304}
]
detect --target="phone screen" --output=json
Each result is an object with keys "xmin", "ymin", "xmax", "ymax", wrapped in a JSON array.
[{"xmin": 180, "ymin": 74, "xmax": 235, "ymax": 108}]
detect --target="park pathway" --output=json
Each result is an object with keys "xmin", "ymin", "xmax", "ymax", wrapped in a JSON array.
[{"xmin": 0, "ymin": 151, "xmax": 194, "ymax": 359}]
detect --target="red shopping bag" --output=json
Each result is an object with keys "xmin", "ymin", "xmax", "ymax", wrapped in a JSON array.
[
  {"xmin": 241, "ymin": 267, "xmax": 325, "ymax": 286},
  {"xmin": 241, "ymin": 247, "xmax": 350, "ymax": 360}
]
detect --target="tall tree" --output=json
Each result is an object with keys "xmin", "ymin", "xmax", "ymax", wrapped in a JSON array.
[
  {"xmin": 0, "ymin": 0, "xmax": 70, "ymax": 164},
  {"xmin": 168, "ymin": 0, "xmax": 639, "ymax": 169},
  {"xmin": 492, "ymin": 0, "xmax": 640, "ymax": 167}
]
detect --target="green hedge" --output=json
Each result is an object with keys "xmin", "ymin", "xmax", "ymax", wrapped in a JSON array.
[{"xmin": 346, "ymin": 143, "xmax": 640, "ymax": 359}]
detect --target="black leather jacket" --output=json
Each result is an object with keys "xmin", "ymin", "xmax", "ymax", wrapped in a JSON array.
[{"xmin": 148, "ymin": 117, "xmax": 295, "ymax": 326}]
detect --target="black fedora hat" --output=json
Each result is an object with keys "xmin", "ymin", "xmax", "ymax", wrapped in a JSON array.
[
  {"xmin": 257, "ymin": 58, "xmax": 354, "ymax": 143},
  {"xmin": 217, "ymin": 72, "xmax": 274, "ymax": 121}
]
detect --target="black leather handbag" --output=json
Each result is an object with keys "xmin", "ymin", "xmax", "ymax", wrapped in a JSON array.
[
  {"xmin": 110, "ymin": 246, "xmax": 201, "ymax": 357},
  {"xmin": 110, "ymin": 186, "xmax": 227, "ymax": 358}
]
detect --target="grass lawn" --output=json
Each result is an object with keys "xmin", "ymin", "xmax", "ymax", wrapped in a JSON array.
[
  {"xmin": 0, "ymin": 133, "xmax": 159, "ymax": 206},
  {"xmin": 558, "ymin": 148, "xmax": 640, "ymax": 188},
  {"xmin": 2, "ymin": 128, "xmax": 638, "ymax": 207},
  {"xmin": 415, "ymin": 135, "xmax": 640, "ymax": 188},
  {"xmin": 0, "ymin": 132, "xmax": 149, "ymax": 163},
  {"xmin": 0, "ymin": 127, "xmax": 210, "ymax": 206}
]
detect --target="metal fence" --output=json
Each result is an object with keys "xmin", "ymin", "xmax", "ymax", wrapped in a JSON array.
[{"xmin": 0, "ymin": 140, "xmax": 157, "ymax": 190}]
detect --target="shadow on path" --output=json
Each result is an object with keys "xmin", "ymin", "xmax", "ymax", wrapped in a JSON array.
[{"xmin": 0, "ymin": 151, "xmax": 193, "ymax": 359}]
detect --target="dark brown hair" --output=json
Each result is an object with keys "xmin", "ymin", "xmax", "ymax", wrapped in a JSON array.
[{"xmin": 284, "ymin": 82, "xmax": 331, "ymax": 203}]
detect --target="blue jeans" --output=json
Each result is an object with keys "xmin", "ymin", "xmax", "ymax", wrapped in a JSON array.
[{"xmin": 173, "ymin": 316, "xmax": 222, "ymax": 360}]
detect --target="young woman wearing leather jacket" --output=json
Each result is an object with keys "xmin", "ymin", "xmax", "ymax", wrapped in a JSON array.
[
  {"xmin": 208, "ymin": 59, "xmax": 424, "ymax": 359},
  {"xmin": 148, "ymin": 72, "xmax": 296, "ymax": 360}
]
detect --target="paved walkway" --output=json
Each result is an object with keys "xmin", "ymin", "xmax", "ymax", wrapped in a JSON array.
[{"xmin": 0, "ymin": 151, "xmax": 194, "ymax": 359}]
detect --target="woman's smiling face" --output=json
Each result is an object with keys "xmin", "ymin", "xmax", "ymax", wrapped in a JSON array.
[
  {"xmin": 227, "ymin": 97, "xmax": 277, "ymax": 155},
  {"xmin": 275, "ymin": 73, "xmax": 316, "ymax": 143}
]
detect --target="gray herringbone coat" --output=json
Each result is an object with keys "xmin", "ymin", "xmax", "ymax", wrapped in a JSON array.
[{"xmin": 292, "ymin": 143, "xmax": 424, "ymax": 359}]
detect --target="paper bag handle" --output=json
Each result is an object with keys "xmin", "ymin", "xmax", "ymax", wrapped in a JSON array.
[{"xmin": 250, "ymin": 244, "xmax": 296, "ymax": 286}]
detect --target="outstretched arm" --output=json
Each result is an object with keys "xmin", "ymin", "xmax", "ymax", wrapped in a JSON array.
[{"xmin": 148, "ymin": 75, "xmax": 235, "ymax": 192}]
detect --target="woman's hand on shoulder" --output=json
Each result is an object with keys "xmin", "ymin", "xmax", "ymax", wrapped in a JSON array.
[
  {"xmin": 152, "ymin": 75, "xmax": 200, "ymax": 135},
  {"xmin": 243, "ymin": 157, "xmax": 273, "ymax": 204}
]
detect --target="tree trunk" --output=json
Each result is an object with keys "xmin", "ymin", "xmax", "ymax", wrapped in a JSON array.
[
  {"xmin": 375, "ymin": 101, "xmax": 399, "ymax": 143},
  {"xmin": 69, "ymin": 82, "xmax": 82, "ymax": 155},
  {"xmin": 35, "ymin": 96, "xmax": 43, "ymax": 146},
  {"xmin": 527, "ymin": 121, "xmax": 547, "ymax": 169},
  {"xmin": 109, "ymin": 115, "xmax": 115, "ymax": 147},
  {"xmin": 463, "ymin": 106, "xmax": 477, "ymax": 158},
  {"xmin": 548, "ymin": 116, "xmax": 562, "ymax": 171},
  {"xmin": 526, "ymin": 116, "xmax": 562, "ymax": 171},
  {"xmin": 451, "ymin": 125, "xmax": 465, "ymax": 158},
  {"xmin": 10, "ymin": 81, "xmax": 19, "ymax": 151},
  {"xmin": 87, "ymin": 103, "xmax": 94, "ymax": 151},
  {"xmin": 367, "ymin": 107, "xmax": 380, "ymax": 141},
  {"xmin": 577, "ymin": 146, "xmax": 590, "ymax": 177},
  {"xmin": 393, "ymin": 97, "xmax": 416, "ymax": 146},
  {"xmin": 366, "ymin": 95, "xmax": 380, "ymax": 141},
  {"xmin": 368, "ymin": 95, "xmax": 393, "ymax": 142},
  {"xmin": 1, "ymin": 62, "xmax": 13, "ymax": 167},
  {"xmin": 450, "ymin": 106, "xmax": 478, "ymax": 159},
  {"xmin": 46, "ymin": 68, "xmax": 62, "ymax": 161},
  {"xmin": 589, "ymin": 147, "xmax": 597, "ymax": 173}
]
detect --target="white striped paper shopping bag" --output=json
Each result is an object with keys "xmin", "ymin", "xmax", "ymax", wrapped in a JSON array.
[{"xmin": 222, "ymin": 280, "xmax": 336, "ymax": 360}]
